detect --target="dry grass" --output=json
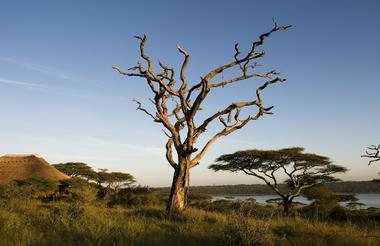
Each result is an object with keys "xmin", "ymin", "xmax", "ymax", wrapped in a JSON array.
[{"xmin": 0, "ymin": 198, "xmax": 379, "ymax": 246}]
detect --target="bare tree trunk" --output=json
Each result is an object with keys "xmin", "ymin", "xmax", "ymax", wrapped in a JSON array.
[
  {"xmin": 114, "ymin": 25, "xmax": 290, "ymax": 214},
  {"xmin": 283, "ymin": 198, "xmax": 291, "ymax": 216},
  {"xmin": 166, "ymin": 158, "xmax": 190, "ymax": 214}
]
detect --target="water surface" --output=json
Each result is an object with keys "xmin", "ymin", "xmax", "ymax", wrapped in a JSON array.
[{"xmin": 212, "ymin": 193, "xmax": 380, "ymax": 208}]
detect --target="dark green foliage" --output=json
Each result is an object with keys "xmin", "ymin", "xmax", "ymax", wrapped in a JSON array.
[
  {"xmin": 0, "ymin": 178, "xmax": 379, "ymax": 245},
  {"xmin": 53, "ymin": 163, "xmax": 136, "ymax": 201},
  {"xmin": 63, "ymin": 177, "xmax": 99, "ymax": 203},
  {"xmin": 107, "ymin": 186, "xmax": 166, "ymax": 207},
  {"xmin": 346, "ymin": 201, "xmax": 366, "ymax": 209},
  {"xmin": 190, "ymin": 197, "xmax": 282, "ymax": 218},
  {"xmin": 301, "ymin": 185, "xmax": 358, "ymax": 220},
  {"xmin": 209, "ymin": 147, "xmax": 348, "ymax": 214},
  {"xmin": 53, "ymin": 162, "xmax": 97, "ymax": 180},
  {"xmin": 266, "ymin": 198, "xmax": 283, "ymax": 205},
  {"xmin": 155, "ymin": 181, "xmax": 380, "ymax": 196},
  {"xmin": 96, "ymin": 169, "xmax": 135, "ymax": 189},
  {"xmin": 0, "ymin": 161, "xmax": 378, "ymax": 245},
  {"xmin": 0, "ymin": 175, "xmax": 58, "ymax": 199},
  {"xmin": 209, "ymin": 147, "xmax": 346, "ymax": 184},
  {"xmin": 187, "ymin": 193, "xmax": 212, "ymax": 207},
  {"xmin": 53, "ymin": 163, "xmax": 136, "ymax": 190}
]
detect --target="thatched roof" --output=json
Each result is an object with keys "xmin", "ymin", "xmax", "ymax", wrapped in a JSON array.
[{"xmin": 0, "ymin": 154, "xmax": 69, "ymax": 184}]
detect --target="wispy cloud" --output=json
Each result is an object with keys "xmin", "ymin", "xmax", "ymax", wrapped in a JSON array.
[
  {"xmin": 0, "ymin": 56, "xmax": 72, "ymax": 80},
  {"xmin": 79, "ymin": 136, "xmax": 165, "ymax": 156},
  {"xmin": 0, "ymin": 76, "xmax": 126, "ymax": 103},
  {"xmin": 0, "ymin": 78, "xmax": 44, "ymax": 88}
]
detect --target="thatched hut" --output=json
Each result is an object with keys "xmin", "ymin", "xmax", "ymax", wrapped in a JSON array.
[{"xmin": 0, "ymin": 154, "xmax": 69, "ymax": 184}]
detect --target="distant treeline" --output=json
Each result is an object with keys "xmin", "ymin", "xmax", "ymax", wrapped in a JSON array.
[{"xmin": 154, "ymin": 181, "xmax": 380, "ymax": 195}]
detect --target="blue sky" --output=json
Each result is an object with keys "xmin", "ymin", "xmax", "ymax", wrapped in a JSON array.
[{"xmin": 0, "ymin": 0, "xmax": 379, "ymax": 186}]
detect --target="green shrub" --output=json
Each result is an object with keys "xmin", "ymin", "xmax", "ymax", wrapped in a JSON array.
[
  {"xmin": 107, "ymin": 187, "xmax": 166, "ymax": 207},
  {"xmin": 63, "ymin": 177, "xmax": 98, "ymax": 203},
  {"xmin": 0, "ymin": 175, "xmax": 58, "ymax": 199}
]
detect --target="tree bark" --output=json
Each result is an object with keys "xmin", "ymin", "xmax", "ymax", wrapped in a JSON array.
[
  {"xmin": 113, "ymin": 27, "xmax": 290, "ymax": 214},
  {"xmin": 283, "ymin": 199, "xmax": 291, "ymax": 216},
  {"xmin": 166, "ymin": 158, "xmax": 190, "ymax": 214}
]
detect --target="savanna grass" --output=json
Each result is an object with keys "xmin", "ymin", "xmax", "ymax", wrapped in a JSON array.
[{"xmin": 0, "ymin": 198, "xmax": 379, "ymax": 246}]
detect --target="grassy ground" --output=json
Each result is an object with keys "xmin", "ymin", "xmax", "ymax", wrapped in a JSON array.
[{"xmin": 0, "ymin": 198, "xmax": 379, "ymax": 246}]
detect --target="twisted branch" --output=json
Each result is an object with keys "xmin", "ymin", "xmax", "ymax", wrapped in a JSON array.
[
  {"xmin": 362, "ymin": 145, "xmax": 380, "ymax": 165},
  {"xmin": 113, "ymin": 22, "xmax": 290, "ymax": 170}
]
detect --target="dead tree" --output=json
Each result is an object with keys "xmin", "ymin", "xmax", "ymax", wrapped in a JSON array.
[
  {"xmin": 361, "ymin": 145, "xmax": 380, "ymax": 165},
  {"xmin": 113, "ymin": 21, "xmax": 291, "ymax": 214}
]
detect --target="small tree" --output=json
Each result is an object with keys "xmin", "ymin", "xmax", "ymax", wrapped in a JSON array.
[
  {"xmin": 97, "ymin": 169, "xmax": 135, "ymax": 190},
  {"xmin": 361, "ymin": 145, "xmax": 380, "ymax": 165},
  {"xmin": 53, "ymin": 162, "xmax": 97, "ymax": 181},
  {"xmin": 113, "ymin": 21, "xmax": 291, "ymax": 213},
  {"xmin": 303, "ymin": 184, "xmax": 357, "ymax": 217},
  {"xmin": 209, "ymin": 147, "xmax": 347, "ymax": 215}
]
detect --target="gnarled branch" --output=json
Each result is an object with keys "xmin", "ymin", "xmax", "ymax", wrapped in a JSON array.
[
  {"xmin": 114, "ymin": 22, "xmax": 289, "ymax": 185},
  {"xmin": 133, "ymin": 99, "xmax": 160, "ymax": 122},
  {"xmin": 166, "ymin": 138, "xmax": 178, "ymax": 168},
  {"xmin": 362, "ymin": 145, "xmax": 380, "ymax": 165}
]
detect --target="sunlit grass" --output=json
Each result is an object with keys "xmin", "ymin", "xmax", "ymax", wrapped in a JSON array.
[{"xmin": 0, "ymin": 198, "xmax": 379, "ymax": 246}]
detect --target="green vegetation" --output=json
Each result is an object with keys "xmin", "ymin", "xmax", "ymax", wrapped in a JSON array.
[
  {"xmin": 0, "ymin": 153, "xmax": 378, "ymax": 245},
  {"xmin": 0, "ymin": 176, "xmax": 379, "ymax": 246},
  {"xmin": 53, "ymin": 163, "xmax": 135, "ymax": 188},
  {"xmin": 161, "ymin": 181, "xmax": 380, "ymax": 196},
  {"xmin": 1, "ymin": 202, "xmax": 379, "ymax": 246},
  {"xmin": 209, "ymin": 147, "xmax": 348, "ymax": 214}
]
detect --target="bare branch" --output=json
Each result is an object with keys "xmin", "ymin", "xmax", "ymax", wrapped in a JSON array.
[
  {"xmin": 191, "ymin": 115, "xmax": 252, "ymax": 167},
  {"xmin": 133, "ymin": 99, "xmax": 160, "ymax": 122},
  {"xmin": 114, "ymin": 24, "xmax": 290, "ymax": 213},
  {"xmin": 291, "ymin": 183, "xmax": 318, "ymax": 198},
  {"xmin": 203, "ymin": 23, "xmax": 291, "ymax": 83},
  {"xmin": 112, "ymin": 66, "xmax": 146, "ymax": 78},
  {"xmin": 362, "ymin": 145, "xmax": 380, "ymax": 165},
  {"xmin": 194, "ymin": 75, "xmax": 284, "ymax": 144},
  {"xmin": 158, "ymin": 60, "xmax": 176, "ymax": 86},
  {"xmin": 134, "ymin": 34, "xmax": 179, "ymax": 96},
  {"xmin": 162, "ymin": 129, "xmax": 171, "ymax": 138},
  {"xmin": 209, "ymin": 70, "xmax": 279, "ymax": 89},
  {"xmin": 241, "ymin": 168, "xmax": 283, "ymax": 197},
  {"xmin": 176, "ymin": 44, "xmax": 190, "ymax": 92},
  {"xmin": 166, "ymin": 138, "xmax": 178, "ymax": 169}
]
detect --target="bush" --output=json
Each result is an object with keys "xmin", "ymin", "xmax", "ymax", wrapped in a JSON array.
[
  {"xmin": 63, "ymin": 177, "xmax": 98, "ymax": 203},
  {"xmin": 107, "ymin": 186, "xmax": 167, "ymax": 207},
  {"xmin": 0, "ymin": 175, "xmax": 58, "ymax": 199},
  {"xmin": 191, "ymin": 199, "xmax": 282, "ymax": 218}
]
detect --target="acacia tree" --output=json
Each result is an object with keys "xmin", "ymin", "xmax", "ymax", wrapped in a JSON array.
[
  {"xmin": 97, "ymin": 169, "xmax": 135, "ymax": 190},
  {"xmin": 113, "ymin": 22, "xmax": 290, "ymax": 213},
  {"xmin": 209, "ymin": 147, "xmax": 347, "ymax": 215},
  {"xmin": 53, "ymin": 162, "xmax": 97, "ymax": 181},
  {"xmin": 361, "ymin": 145, "xmax": 380, "ymax": 165}
]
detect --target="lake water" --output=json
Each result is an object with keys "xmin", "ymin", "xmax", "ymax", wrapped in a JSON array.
[{"xmin": 212, "ymin": 193, "xmax": 380, "ymax": 208}]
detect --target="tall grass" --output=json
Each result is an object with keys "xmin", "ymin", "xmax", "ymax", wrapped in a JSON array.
[{"xmin": 0, "ymin": 198, "xmax": 379, "ymax": 246}]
